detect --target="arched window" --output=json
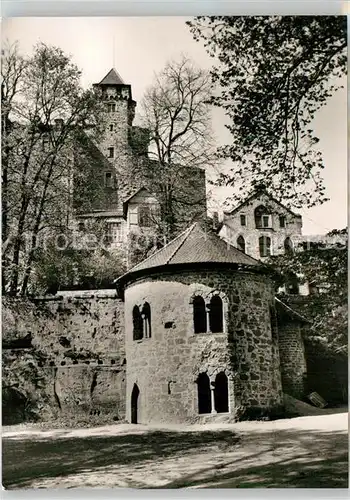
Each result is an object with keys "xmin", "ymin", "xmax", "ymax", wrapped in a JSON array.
[
  {"xmin": 284, "ymin": 237, "xmax": 293, "ymax": 254},
  {"xmin": 193, "ymin": 296, "xmax": 207, "ymax": 333},
  {"xmin": 197, "ymin": 373, "xmax": 211, "ymax": 414},
  {"xmin": 131, "ymin": 384, "xmax": 140, "ymax": 424},
  {"xmin": 141, "ymin": 302, "xmax": 151, "ymax": 338},
  {"xmin": 259, "ymin": 236, "xmax": 271, "ymax": 257},
  {"xmin": 133, "ymin": 305, "xmax": 143, "ymax": 340},
  {"xmin": 214, "ymin": 372, "xmax": 229, "ymax": 413},
  {"xmin": 254, "ymin": 205, "xmax": 270, "ymax": 229},
  {"xmin": 209, "ymin": 295, "xmax": 223, "ymax": 333},
  {"xmin": 237, "ymin": 235, "xmax": 245, "ymax": 253}
]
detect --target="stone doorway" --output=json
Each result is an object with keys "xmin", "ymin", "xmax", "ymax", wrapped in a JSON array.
[
  {"xmin": 131, "ymin": 384, "xmax": 140, "ymax": 424},
  {"xmin": 197, "ymin": 373, "xmax": 211, "ymax": 414}
]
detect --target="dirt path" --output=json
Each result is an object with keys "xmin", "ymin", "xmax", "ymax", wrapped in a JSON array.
[{"xmin": 2, "ymin": 412, "xmax": 348, "ymax": 489}]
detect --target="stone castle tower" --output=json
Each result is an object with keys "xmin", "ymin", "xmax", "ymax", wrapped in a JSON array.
[{"xmin": 73, "ymin": 68, "xmax": 207, "ymax": 257}]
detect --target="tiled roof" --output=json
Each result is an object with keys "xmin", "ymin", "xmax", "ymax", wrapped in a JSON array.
[
  {"xmin": 98, "ymin": 68, "xmax": 125, "ymax": 86},
  {"xmin": 123, "ymin": 222, "xmax": 262, "ymax": 276}
]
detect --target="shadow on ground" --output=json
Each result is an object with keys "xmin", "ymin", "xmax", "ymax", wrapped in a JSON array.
[{"xmin": 2, "ymin": 426, "xmax": 348, "ymax": 489}]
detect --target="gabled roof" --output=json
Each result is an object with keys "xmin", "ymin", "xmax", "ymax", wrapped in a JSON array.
[
  {"xmin": 116, "ymin": 222, "xmax": 264, "ymax": 285},
  {"xmin": 122, "ymin": 187, "xmax": 152, "ymax": 218},
  {"xmin": 224, "ymin": 187, "xmax": 302, "ymax": 219},
  {"xmin": 97, "ymin": 68, "xmax": 125, "ymax": 86}
]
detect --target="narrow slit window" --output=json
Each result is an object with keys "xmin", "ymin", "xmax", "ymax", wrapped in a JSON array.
[{"xmin": 142, "ymin": 302, "xmax": 151, "ymax": 338}]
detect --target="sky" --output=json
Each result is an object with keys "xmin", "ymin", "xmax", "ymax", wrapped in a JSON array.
[{"xmin": 2, "ymin": 17, "xmax": 347, "ymax": 235}]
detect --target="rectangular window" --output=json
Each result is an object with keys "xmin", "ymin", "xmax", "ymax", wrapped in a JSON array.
[
  {"xmin": 109, "ymin": 124, "xmax": 114, "ymax": 132},
  {"xmin": 105, "ymin": 172, "xmax": 113, "ymax": 187},
  {"xmin": 106, "ymin": 103, "xmax": 116, "ymax": 113},
  {"xmin": 240, "ymin": 214, "xmax": 246, "ymax": 226},
  {"xmin": 263, "ymin": 215, "xmax": 269, "ymax": 228},
  {"xmin": 129, "ymin": 210, "xmax": 138, "ymax": 225},
  {"xmin": 107, "ymin": 147, "xmax": 114, "ymax": 159},
  {"xmin": 279, "ymin": 215, "xmax": 286, "ymax": 228},
  {"xmin": 78, "ymin": 222, "xmax": 85, "ymax": 232},
  {"xmin": 107, "ymin": 222, "xmax": 122, "ymax": 243}
]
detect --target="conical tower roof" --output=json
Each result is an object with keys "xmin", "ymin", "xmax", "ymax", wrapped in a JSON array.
[
  {"xmin": 97, "ymin": 68, "xmax": 125, "ymax": 86},
  {"xmin": 116, "ymin": 222, "xmax": 266, "ymax": 289}
]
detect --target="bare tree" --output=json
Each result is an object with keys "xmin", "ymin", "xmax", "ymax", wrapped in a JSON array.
[
  {"xmin": 134, "ymin": 57, "xmax": 218, "ymax": 241},
  {"xmin": 1, "ymin": 42, "xmax": 104, "ymax": 295}
]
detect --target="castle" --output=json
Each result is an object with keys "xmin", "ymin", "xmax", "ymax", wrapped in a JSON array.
[{"xmin": 5, "ymin": 69, "xmax": 332, "ymax": 425}]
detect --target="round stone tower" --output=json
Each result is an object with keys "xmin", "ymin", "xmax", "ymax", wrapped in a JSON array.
[{"xmin": 116, "ymin": 222, "xmax": 283, "ymax": 424}]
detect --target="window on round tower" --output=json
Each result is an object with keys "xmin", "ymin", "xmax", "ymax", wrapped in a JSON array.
[
  {"xmin": 141, "ymin": 302, "xmax": 151, "ymax": 339},
  {"xmin": 193, "ymin": 296, "xmax": 207, "ymax": 334},
  {"xmin": 132, "ymin": 306, "xmax": 143, "ymax": 340},
  {"xmin": 209, "ymin": 295, "xmax": 223, "ymax": 333}
]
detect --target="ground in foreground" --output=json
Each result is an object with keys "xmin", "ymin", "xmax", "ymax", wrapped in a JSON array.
[{"xmin": 2, "ymin": 412, "xmax": 348, "ymax": 489}]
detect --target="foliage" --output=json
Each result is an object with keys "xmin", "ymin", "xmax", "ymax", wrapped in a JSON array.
[
  {"xmin": 1, "ymin": 41, "xmax": 105, "ymax": 296},
  {"xmin": 268, "ymin": 228, "xmax": 347, "ymax": 354},
  {"xmin": 187, "ymin": 16, "xmax": 347, "ymax": 208},
  {"xmin": 30, "ymin": 236, "xmax": 126, "ymax": 295},
  {"xmin": 130, "ymin": 56, "xmax": 216, "ymax": 241}
]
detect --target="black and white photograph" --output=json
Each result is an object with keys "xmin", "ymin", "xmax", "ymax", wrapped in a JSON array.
[{"xmin": 1, "ymin": 14, "xmax": 348, "ymax": 490}]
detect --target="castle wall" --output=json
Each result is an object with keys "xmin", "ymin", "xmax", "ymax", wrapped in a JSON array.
[
  {"xmin": 277, "ymin": 320, "xmax": 307, "ymax": 399},
  {"xmin": 124, "ymin": 268, "xmax": 283, "ymax": 424},
  {"xmin": 2, "ymin": 293, "xmax": 126, "ymax": 422}
]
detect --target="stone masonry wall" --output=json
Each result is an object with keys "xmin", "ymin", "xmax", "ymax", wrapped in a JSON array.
[
  {"xmin": 277, "ymin": 320, "xmax": 307, "ymax": 399},
  {"xmin": 124, "ymin": 268, "xmax": 283, "ymax": 424},
  {"xmin": 2, "ymin": 292, "xmax": 126, "ymax": 421}
]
